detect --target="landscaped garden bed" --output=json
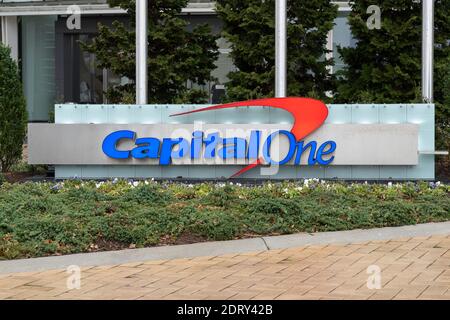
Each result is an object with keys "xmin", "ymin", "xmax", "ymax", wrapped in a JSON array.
[{"xmin": 0, "ymin": 179, "xmax": 448, "ymax": 260}]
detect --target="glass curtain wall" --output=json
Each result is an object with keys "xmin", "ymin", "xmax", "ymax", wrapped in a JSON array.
[{"xmin": 21, "ymin": 16, "xmax": 57, "ymax": 122}]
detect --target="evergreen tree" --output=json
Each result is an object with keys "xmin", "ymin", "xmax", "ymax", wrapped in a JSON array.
[
  {"xmin": 436, "ymin": 55, "xmax": 450, "ymax": 152},
  {"xmin": 83, "ymin": 0, "xmax": 219, "ymax": 104},
  {"xmin": 216, "ymin": 0, "xmax": 338, "ymax": 101},
  {"xmin": 435, "ymin": 0, "xmax": 450, "ymax": 152},
  {"xmin": 434, "ymin": 0, "xmax": 450, "ymax": 105},
  {"xmin": 0, "ymin": 44, "xmax": 27, "ymax": 172},
  {"xmin": 336, "ymin": 0, "xmax": 450, "ymax": 104}
]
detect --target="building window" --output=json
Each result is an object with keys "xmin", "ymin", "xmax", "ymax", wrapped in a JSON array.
[
  {"xmin": 183, "ymin": 14, "xmax": 236, "ymax": 103},
  {"xmin": 55, "ymin": 15, "xmax": 130, "ymax": 106},
  {"xmin": 332, "ymin": 12, "xmax": 356, "ymax": 73},
  {"xmin": 21, "ymin": 15, "xmax": 57, "ymax": 122}
]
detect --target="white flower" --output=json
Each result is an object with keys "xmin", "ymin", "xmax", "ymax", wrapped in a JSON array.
[
  {"xmin": 144, "ymin": 180, "xmax": 149, "ymax": 185},
  {"xmin": 133, "ymin": 181, "xmax": 139, "ymax": 187},
  {"xmin": 436, "ymin": 181, "xmax": 441, "ymax": 187},
  {"xmin": 95, "ymin": 182, "xmax": 104, "ymax": 189},
  {"xmin": 388, "ymin": 182, "xmax": 393, "ymax": 188}
]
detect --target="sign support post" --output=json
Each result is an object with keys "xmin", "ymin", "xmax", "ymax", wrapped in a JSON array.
[
  {"xmin": 275, "ymin": 0, "xmax": 287, "ymax": 98},
  {"xmin": 422, "ymin": 0, "xmax": 434, "ymax": 103},
  {"xmin": 136, "ymin": 0, "xmax": 148, "ymax": 104}
]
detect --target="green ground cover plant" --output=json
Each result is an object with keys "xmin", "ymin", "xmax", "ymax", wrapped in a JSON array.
[{"xmin": 0, "ymin": 179, "xmax": 448, "ymax": 260}]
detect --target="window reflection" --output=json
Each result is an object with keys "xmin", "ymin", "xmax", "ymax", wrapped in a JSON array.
[{"xmin": 78, "ymin": 34, "xmax": 103, "ymax": 104}]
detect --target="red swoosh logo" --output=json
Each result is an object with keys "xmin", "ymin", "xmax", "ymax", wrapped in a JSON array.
[{"xmin": 171, "ymin": 97, "xmax": 328, "ymax": 177}]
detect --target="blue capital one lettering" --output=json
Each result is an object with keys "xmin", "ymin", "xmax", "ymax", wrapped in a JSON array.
[{"xmin": 102, "ymin": 130, "xmax": 337, "ymax": 167}]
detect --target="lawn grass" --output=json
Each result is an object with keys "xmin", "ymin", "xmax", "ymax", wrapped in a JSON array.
[{"xmin": 0, "ymin": 179, "xmax": 448, "ymax": 260}]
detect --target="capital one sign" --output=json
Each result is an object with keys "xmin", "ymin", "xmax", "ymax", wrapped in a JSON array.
[
  {"xmin": 27, "ymin": 97, "xmax": 420, "ymax": 178},
  {"xmin": 102, "ymin": 98, "xmax": 337, "ymax": 177}
]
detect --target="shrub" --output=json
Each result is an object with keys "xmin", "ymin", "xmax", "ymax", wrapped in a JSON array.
[
  {"xmin": 123, "ymin": 184, "xmax": 173, "ymax": 205},
  {"xmin": 186, "ymin": 209, "xmax": 241, "ymax": 241},
  {"xmin": 0, "ymin": 44, "xmax": 27, "ymax": 172},
  {"xmin": 0, "ymin": 234, "xmax": 23, "ymax": 260},
  {"xmin": 0, "ymin": 180, "xmax": 448, "ymax": 260}
]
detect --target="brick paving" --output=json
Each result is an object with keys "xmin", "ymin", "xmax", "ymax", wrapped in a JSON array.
[{"xmin": 0, "ymin": 235, "xmax": 449, "ymax": 300}]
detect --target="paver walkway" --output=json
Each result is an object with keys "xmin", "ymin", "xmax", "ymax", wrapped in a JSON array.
[{"xmin": 1, "ymin": 234, "xmax": 449, "ymax": 300}]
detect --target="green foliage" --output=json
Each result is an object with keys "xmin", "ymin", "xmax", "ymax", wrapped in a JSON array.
[
  {"xmin": 336, "ymin": 0, "xmax": 422, "ymax": 103},
  {"xmin": 336, "ymin": 0, "xmax": 450, "ymax": 104},
  {"xmin": 0, "ymin": 44, "xmax": 27, "ymax": 172},
  {"xmin": 83, "ymin": 0, "xmax": 219, "ymax": 104},
  {"xmin": 9, "ymin": 161, "xmax": 47, "ymax": 174},
  {"xmin": 0, "ymin": 234, "xmax": 23, "ymax": 260},
  {"xmin": 123, "ymin": 183, "xmax": 173, "ymax": 205},
  {"xmin": 186, "ymin": 209, "xmax": 241, "ymax": 241},
  {"xmin": 434, "ymin": 0, "xmax": 450, "ymax": 105},
  {"xmin": 436, "ymin": 55, "xmax": 450, "ymax": 152},
  {"xmin": 0, "ymin": 180, "xmax": 448, "ymax": 260},
  {"xmin": 216, "ymin": 0, "xmax": 338, "ymax": 101}
]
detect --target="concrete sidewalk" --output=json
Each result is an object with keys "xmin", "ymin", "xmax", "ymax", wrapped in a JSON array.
[
  {"xmin": 0, "ymin": 222, "xmax": 449, "ymax": 300},
  {"xmin": 1, "ymin": 222, "xmax": 450, "ymax": 274}
]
